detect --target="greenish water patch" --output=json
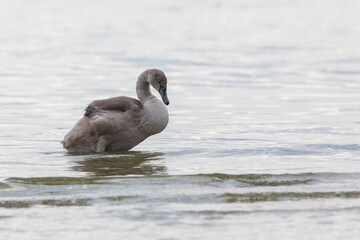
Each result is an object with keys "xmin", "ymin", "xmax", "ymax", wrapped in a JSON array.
[
  {"xmin": 222, "ymin": 191, "xmax": 360, "ymax": 203},
  {"xmin": 0, "ymin": 198, "xmax": 91, "ymax": 208},
  {"xmin": 0, "ymin": 182, "xmax": 11, "ymax": 189},
  {"xmin": 5, "ymin": 172, "xmax": 358, "ymax": 187},
  {"xmin": 7, "ymin": 177, "xmax": 114, "ymax": 185},
  {"xmin": 185, "ymin": 210, "xmax": 247, "ymax": 216},
  {"xmin": 104, "ymin": 196, "xmax": 138, "ymax": 201},
  {"xmin": 200, "ymin": 173, "xmax": 316, "ymax": 186},
  {"xmin": 200, "ymin": 172, "xmax": 341, "ymax": 180}
]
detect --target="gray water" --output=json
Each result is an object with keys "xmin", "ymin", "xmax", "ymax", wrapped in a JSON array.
[{"xmin": 1, "ymin": 0, "xmax": 360, "ymax": 239}]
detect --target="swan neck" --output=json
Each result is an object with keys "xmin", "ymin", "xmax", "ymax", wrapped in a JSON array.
[{"xmin": 136, "ymin": 71, "xmax": 154, "ymax": 102}]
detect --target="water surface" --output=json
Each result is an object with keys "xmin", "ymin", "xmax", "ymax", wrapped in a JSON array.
[{"xmin": 1, "ymin": 0, "xmax": 360, "ymax": 239}]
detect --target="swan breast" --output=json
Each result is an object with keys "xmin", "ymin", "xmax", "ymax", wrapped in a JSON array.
[{"xmin": 141, "ymin": 98, "xmax": 169, "ymax": 135}]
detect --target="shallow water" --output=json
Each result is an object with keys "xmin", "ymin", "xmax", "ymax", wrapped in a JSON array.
[{"xmin": 1, "ymin": 0, "xmax": 360, "ymax": 239}]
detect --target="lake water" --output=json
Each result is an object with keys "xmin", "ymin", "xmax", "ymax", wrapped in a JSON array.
[{"xmin": 1, "ymin": 0, "xmax": 360, "ymax": 239}]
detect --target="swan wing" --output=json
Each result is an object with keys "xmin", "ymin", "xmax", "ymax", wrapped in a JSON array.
[{"xmin": 85, "ymin": 96, "xmax": 143, "ymax": 118}]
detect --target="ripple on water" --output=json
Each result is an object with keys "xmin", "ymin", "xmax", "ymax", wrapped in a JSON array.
[
  {"xmin": 221, "ymin": 191, "xmax": 360, "ymax": 203},
  {"xmin": 2, "ymin": 172, "xmax": 360, "ymax": 209}
]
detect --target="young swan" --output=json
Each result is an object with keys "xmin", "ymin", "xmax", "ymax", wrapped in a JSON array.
[{"xmin": 62, "ymin": 69, "xmax": 169, "ymax": 152}]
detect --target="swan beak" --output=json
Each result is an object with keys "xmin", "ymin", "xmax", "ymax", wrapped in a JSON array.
[{"xmin": 159, "ymin": 85, "xmax": 169, "ymax": 105}]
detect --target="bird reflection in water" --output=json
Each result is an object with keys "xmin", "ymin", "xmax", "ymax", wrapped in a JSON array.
[{"xmin": 71, "ymin": 151, "xmax": 166, "ymax": 176}]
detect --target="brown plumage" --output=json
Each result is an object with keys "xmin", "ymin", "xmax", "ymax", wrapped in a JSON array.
[{"xmin": 62, "ymin": 69, "xmax": 169, "ymax": 153}]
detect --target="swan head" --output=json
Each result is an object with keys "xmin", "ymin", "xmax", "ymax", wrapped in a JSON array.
[{"xmin": 148, "ymin": 69, "xmax": 170, "ymax": 105}]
